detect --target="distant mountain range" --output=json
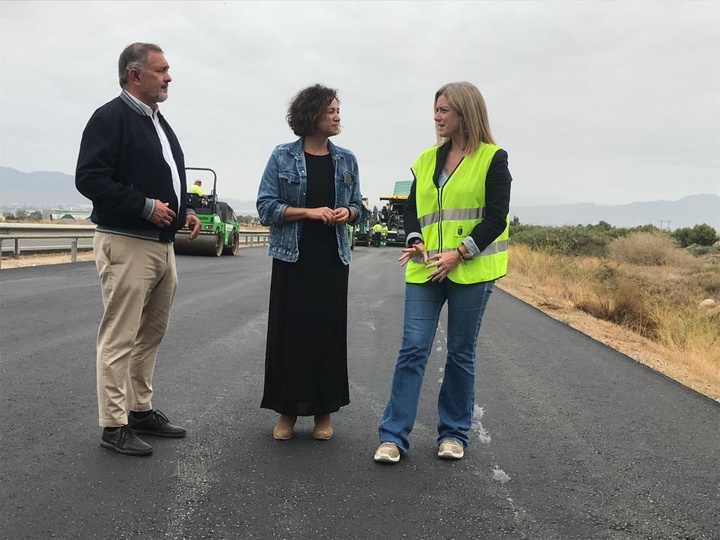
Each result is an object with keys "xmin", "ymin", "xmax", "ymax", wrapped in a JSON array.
[
  {"xmin": 1, "ymin": 166, "xmax": 718, "ymax": 229},
  {"xmin": 511, "ymin": 194, "xmax": 719, "ymax": 230},
  {"xmin": 0, "ymin": 166, "xmax": 258, "ymax": 216}
]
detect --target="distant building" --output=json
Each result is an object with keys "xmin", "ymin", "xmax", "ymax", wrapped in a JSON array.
[{"xmin": 48, "ymin": 209, "xmax": 92, "ymax": 221}]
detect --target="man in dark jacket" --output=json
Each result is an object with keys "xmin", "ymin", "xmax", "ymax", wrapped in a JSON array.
[{"xmin": 76, "ymin": 42, "xmax": 200, "ymax": 456}]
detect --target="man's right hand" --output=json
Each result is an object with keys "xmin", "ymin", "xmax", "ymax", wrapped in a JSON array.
[{"xmin": 150, "ymin": 200, "xmax": 176, "ymax": 228}]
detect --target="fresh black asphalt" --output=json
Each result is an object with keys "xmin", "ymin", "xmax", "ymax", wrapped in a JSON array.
[{"xmin": 1, "ymin": 246, "xmax": 718, "ymax": 540}]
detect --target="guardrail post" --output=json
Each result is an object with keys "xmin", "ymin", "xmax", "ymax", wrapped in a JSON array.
[
  {"xmin": 71, "ymin": 239, "xmax": 78, "ymax": 263},
  {"xmin": 0, "ymin": 239, "xmax": 3, "ymax": 270},
  {"xmin": 14, "ymin": 239, "xmax": 20, "ymax": 258}
]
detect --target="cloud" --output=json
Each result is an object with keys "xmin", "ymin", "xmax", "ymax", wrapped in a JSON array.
[{"xmin": 1, "ymin": 0, "xmax": 718, "ymax": 208}]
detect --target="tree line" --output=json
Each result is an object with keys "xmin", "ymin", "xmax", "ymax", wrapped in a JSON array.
[{"xmin": 509, "ymin": 218, "xmax": 718, "ymax": 257}]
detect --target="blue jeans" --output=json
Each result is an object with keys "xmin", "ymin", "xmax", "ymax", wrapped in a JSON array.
[{"xmin": 378, "ymin": 279, "xmax": 495, "ymax": 453}]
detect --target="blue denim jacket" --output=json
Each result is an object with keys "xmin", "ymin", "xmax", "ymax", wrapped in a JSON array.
[{"xmin": 257, "ymin": 138, "xmax": 366, "ymax": 264}]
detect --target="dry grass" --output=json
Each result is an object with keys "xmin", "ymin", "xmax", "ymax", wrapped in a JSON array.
[
  {"xmin": 608, "ymin": 232, "xmax": 695, "ymax": 266},
  {"xmin": 500, "ymin": 241, "xmax": 720, "ymax": 402}
]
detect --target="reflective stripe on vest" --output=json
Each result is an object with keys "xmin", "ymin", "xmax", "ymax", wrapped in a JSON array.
[
  {"xmin": 417, "ymin": 207, "xmax": 486, "ymax": 229},
  {"xmin": 405, "ymin": 143, "xmax": 509, "ymax": 285}
]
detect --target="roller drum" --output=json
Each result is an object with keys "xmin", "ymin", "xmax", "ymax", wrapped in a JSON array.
[{"xmin": 173, "ymin": 230, "xmax": 223, "ymax": 257}]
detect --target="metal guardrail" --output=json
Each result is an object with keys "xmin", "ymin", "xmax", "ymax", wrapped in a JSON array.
[
  {"xmin": 0, "ymin": 223, "xmax": 269, "ymax": 269},
  {"xmin": 0, "ymin": 223, "xmax": 95, "ymax": 268},
  {"xmin": 237, "ymin": 232, "xmax": 271, "ymax": 247}
]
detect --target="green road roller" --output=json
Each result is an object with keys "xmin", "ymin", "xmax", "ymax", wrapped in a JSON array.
[{"xmin": 174, "ymin": 167, "xmax": 241, "ymax": 257}]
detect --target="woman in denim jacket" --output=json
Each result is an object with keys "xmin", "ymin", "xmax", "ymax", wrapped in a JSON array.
[{"xmin": 256, "ymin": 84, "xmax": 365, "ymax": 441}]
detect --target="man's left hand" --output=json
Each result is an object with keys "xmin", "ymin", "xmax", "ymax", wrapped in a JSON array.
[{"xmin": 186, "ymin": 214, "xmax": 201, "ymax": 240}]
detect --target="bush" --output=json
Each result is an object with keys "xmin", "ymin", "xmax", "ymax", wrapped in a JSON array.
[
  {"xmin": 691, "ymin": 224, "xmax": 719, "ymax": 246},
  {"xmin": 508, "ymin": 223, "xmax": 670, "ymax": 257},
  {"xmin": 672, "ymin": 224, "xmax": 719, "ymax": 247},
  {"xmin": 510, "ymin": 225, "xmax": 610, "ymax": 257},
  {"xmin": 576, "ymin": 278, "xmax": 658, "ymax": 338},
  {"xmin": 608, "ymin": 232, "xmax": 693, "ymax": 266},
  {"xmin": 689, "ymin": 245, "xmax": 711, "ymax": 256}
]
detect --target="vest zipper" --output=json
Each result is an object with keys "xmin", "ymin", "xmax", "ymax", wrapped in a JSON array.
[{"xmin": 436, "ymin": 184, "xmax": 444, "ymax": 252}]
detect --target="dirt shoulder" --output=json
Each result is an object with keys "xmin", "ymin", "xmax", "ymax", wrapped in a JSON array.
[
  {"xmin": 3, "ymin": 250, "xmax": 718, "ymax": 402},
  {"xmin": 1, "ymin": 251, "xmax": 96, "ymax": 269}
]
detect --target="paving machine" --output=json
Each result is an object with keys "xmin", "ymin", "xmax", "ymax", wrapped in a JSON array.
[
  {"xmin": 379, "ymin": 181, "xmax": 412, "ymax": 247},
  {"xmin": 174, "ymin": 167, "xmax": 241, "ymax": 257}
]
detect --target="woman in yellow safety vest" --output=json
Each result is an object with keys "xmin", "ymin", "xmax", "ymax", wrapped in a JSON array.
[{"xmin": 374, "ymin": 82, "xmax": 512, "ymax": 464}]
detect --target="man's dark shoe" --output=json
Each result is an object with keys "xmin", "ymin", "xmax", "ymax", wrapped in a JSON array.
[
  {"xmin": 128, "ymin": 410, "xmax": 187, "ymax": 438},
  {"xmin": 101, "ymin": 426, "xmax": 153, "ymax": 456}
]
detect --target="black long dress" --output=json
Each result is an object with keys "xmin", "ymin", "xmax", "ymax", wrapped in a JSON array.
[{"xmin": 260, "ymin": 152, "xmax": 350, "ymax": 416}]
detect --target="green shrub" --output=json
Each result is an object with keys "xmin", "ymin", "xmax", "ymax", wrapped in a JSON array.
[
  {"xmin": 689, "ymin": 245, "xmax": 711, "ymax": 256},
  {"xmin": 508, "ymin": 222, "xmax": 715, "ymax": 259},
  {"xmin": 510, "ymin": 225, "xmax": 610, "ymax": 257},
  {"xmin": 672, "ymin": 224, "xmax": 719, "ymax": 248}
]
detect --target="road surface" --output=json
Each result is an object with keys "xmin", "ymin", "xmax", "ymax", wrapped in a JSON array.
[{"xmin": 1, "ymin": 246, "xmax": 718, "ymax": 539}]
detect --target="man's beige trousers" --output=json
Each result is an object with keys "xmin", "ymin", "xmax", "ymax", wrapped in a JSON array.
[{"xmin": 93, "ymin": 232, "xmax": 178, "ymax": 427}]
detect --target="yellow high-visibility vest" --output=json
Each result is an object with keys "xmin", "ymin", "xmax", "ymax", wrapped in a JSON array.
[{"xmin": 405, "ymin": 143, "xmax": 509, "ymax": 284}]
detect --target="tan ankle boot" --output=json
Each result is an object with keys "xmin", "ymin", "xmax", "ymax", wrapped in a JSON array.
[
  {"xmin": 313, "ymin": 414, "xmax": 333, "ymax": 440},
  {"xmin": 273, "ymin": 414, "xmax": 296, "ymax": 440}
]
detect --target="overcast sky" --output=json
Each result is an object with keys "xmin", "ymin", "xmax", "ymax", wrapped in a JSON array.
[{"xmin": 1, "ymin": 0, "xmax": 718, "ymax": 210}]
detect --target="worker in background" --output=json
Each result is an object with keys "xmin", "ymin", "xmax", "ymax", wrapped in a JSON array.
[
  {"xmin": 381, "ymin": 222, "xmax": 388, "ymax": 246},
  {"xmin": 189, "ymin": 179, "xmax": 204, "ymax": 196},
  {"xmin": 372, "ymin": 221, "xmax": 382, "ymax": 247},
  {"xmin": 189, "ymin": 179, "xmax": 210, "ymax": 206}
]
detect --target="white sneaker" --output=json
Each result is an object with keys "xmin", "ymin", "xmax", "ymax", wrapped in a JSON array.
[
  {"xmin": 438, "ymin": 438, "xmax": 464, "ymax": 460},
  {"xmin": 373, "ymin": 442, "xmax": 401, "ymax": 463}
]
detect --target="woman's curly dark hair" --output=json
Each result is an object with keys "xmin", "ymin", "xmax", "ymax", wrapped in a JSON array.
[{"xmin": 286, "ymin": 84, "xmax": 340, "ymax": 137}]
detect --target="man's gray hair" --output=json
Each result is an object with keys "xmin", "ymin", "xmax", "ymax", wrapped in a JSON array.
[{"xmin": 118, "ymin": 43, "xmax": 164, "ymax": 87}]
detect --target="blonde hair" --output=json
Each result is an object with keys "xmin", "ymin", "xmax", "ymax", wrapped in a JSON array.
[{"xmin": 435, "ymin": 82, "xmax": 496, "ymax": 155}]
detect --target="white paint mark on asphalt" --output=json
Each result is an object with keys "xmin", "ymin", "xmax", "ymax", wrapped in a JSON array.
[
  {"xmin": 434, "ymin": 321, "xmax": 447, "ymax": 385},
  {"xmin": 165, "ymin": 395, "xmax": 226, "ymax": 539},
  {"xmin": 472, "ymin": 405, "xmax": 492, "ymax": 444},
  {"xmin": 493, "ymin": 467, "xmax": 512, "ymax": 484},
  {"xmin": 196, "ymin": 395, "xmax": 225, "ymax": 420}
]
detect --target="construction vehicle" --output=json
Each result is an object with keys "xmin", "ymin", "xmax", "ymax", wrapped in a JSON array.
[
  {"xmin": 174, "ymin": 167, "xmax": 241, "ymax": 257},
  {"xmin": 379, "ymin": 181, "xmax": 412, "ymax": 247},
  {"xmin": 352, "ymin": 197, "xmax": 371, "ymax": 247}
]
